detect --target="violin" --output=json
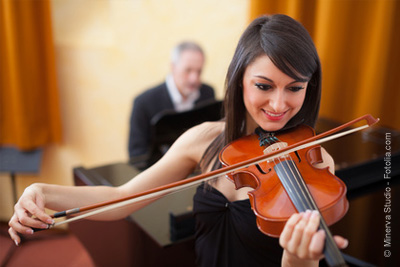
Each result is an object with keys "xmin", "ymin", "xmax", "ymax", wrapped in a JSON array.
[
  {"xmin": 36, "ymin": 115, "xmax": 379, "ymax": 266},
  {"xmin": 220, "ymin": 124, "xmax": 348, "ymax": 266}
]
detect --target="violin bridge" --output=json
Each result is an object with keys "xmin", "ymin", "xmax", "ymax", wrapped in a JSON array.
[{"xmin": 263, "ymin": 142, "xmax": 289, "ymax": 163}]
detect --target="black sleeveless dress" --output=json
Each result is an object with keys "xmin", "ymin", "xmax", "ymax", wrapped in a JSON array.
[{"xmin": 193, "ymin": 183, "xmax": 283, "ymax": 267}]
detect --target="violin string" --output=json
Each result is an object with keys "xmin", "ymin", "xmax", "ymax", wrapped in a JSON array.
[
  {"xmin": 288, "ymin": 158, "xmax": 317, "ymax": 210},
  {"xmin": 271, "ymin": 138, "xmax": 312, "ymax": 213}
]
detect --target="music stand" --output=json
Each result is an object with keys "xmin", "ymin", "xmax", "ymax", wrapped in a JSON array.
[{"xmin": 148, "ymin": 100, "xmax": 223, "ymax": 167}]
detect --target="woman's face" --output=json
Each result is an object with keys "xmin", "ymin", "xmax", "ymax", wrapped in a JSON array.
[{"xmin": 242, "ymin": 55, "xmax": 308, "ymax": 133}]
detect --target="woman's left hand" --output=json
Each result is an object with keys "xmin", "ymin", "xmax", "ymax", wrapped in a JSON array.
[{"xmin": 279, "ymin": 210, "xmax": 348, "ymax": 266}]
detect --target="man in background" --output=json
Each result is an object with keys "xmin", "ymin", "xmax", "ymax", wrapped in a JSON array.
[{"xmin": 128, "ymin": 41, "xmax": 215, "ymax": 164}]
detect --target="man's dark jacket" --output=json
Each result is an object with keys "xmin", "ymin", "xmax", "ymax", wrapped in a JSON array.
[{"xmin": 128, "ymin": 82, "xmax": 215, "ymax": 159}]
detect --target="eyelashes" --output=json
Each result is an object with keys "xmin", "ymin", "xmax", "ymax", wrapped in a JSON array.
[
  {"xmin": 289, "ymin": 86, "xmax": 305, "ymax": 92},
  {"xmin": 254, "ymin": 83, "xmax": 305, "ymax": 92},
  {"xmin": 255, "ymin": 83, "xmax": 271, "ymax": 91}
]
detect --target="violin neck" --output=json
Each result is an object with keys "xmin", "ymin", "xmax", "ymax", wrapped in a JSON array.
[{"xmin": 274, "ymin": 160, "xmax": 347, "ymax": 267}]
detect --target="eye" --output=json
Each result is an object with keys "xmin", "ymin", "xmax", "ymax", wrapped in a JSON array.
[
  {"xmin": 255, "ymin": 83, "xmax": 272, "ymax": 91},
  {"xmin": 288, "ymin": 86, "xmax": 305, "ymax": 92}
]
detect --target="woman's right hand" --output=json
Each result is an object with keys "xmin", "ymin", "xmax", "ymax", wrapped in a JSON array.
[{"xmin": 8, "ymin": 183, "xmax": 54, "ymax": 246}]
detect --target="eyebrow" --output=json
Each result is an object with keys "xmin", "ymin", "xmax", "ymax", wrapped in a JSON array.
[{"xmin": 254, "ymin": 75, "xmax": 309, "ymax": 83}]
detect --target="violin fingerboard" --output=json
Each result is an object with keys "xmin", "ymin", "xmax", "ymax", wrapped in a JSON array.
[{"xmin": 274, "ymin": 160, "xmax": 347, "ymax": 267}]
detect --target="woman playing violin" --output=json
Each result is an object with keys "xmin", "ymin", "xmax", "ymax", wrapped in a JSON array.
[{"xmin": 9, "ymin": 14, "xmax": 348, "ymax": 267}]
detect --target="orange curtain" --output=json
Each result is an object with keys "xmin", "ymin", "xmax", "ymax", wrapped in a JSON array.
[
  {"xmin": 249, "ymin": 0, "xmax": 400, "ymax": 129},
  {"xmin": 0, "ymin": 0, "xmax": 62, "ymax": 150}
]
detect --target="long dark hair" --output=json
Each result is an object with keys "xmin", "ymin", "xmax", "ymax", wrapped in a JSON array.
[{"xmin": 201, "ymin": 14, "xmax": 322, "ymax": 172}]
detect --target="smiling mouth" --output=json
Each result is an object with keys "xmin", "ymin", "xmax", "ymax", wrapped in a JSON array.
[{"xmin": 263, "ymin": 110, "xmax": 287, "ymax": 120}]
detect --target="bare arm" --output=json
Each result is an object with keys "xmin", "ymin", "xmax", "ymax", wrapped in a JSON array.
[{"xmin": 8, "ymin": 121, "xmax": 222, "ymax": 245}]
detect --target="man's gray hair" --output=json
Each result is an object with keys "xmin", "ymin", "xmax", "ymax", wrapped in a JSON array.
[{"xmin": 171, "ymin": 41, "xmax": 204, "ymax": 64}]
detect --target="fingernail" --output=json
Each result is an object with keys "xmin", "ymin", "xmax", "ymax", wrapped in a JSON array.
[
  {"xmin": 14, "ymin": 240, "xmax": 19, "ymax": 246},
  {"xmin": 40, "ymin": 224, "xmax": 49, "ymax": 228},
  {"xmin": 47, "ymin": 219, "xmax": 55, "ymax": 224},
  {"xmin": 311, "ymin": 210, "xmax": 319, "ymax": 217},
  {"xmin": 343, "ymin": 239, "xmax": 349, "ymax": 248},
  {"xmin": 303, "ymin": 210, "xmax": 312, "ymax": 218},
  {"xmin": 26, "ymin": 229, "xmax": 34, "ymax": 234}
]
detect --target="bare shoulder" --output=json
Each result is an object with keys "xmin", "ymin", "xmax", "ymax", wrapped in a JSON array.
[
  {"xmin": 188, "ymin": 121, "xmax": 225, "ymax": 140},
  {"xmin": 169, "ymin": 121, "xmax": 225, "ymax": 163},
  {"xmin": 122, "ymin": 121, "xmax": 225, "ymax": 191}
]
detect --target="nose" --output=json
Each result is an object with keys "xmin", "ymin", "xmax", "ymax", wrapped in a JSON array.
[
  {"xmin": 188, "ymin": 70, "xmax": 201, "ymax": 85},
  {"xmin": 270, "ymin": 89, "xmax": 287, "ymax": 112}
]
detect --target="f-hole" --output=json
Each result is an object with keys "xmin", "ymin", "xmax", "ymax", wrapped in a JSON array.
[
  {"xmin": 294, "ymin": 151, "xmax": 301, "ymax": 163},
  {"xmin": 256, "ymin": 164, "xmax": 271, "ymax": 174}
]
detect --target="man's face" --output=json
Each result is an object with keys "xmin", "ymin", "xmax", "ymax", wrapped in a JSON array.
[{"xmin": 171, "ymin": 50, "xmax": 204, "ymax": 98}]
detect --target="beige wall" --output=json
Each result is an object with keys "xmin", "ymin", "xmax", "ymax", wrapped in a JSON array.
[{"xmin": 0, "ymin": 0, "xmax": 249, "ymax": 220}]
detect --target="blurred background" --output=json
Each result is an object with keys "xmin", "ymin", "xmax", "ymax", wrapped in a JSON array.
[
  {"xmin": 0, "ymin": 0, "xmax": 399, "ymax": 265},
  {"xmin": 0, "ymin": 0, "xmax": 248, "ymax": 218}
]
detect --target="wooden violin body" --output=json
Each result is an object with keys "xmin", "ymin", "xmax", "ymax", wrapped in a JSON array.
[{"xmin": 219, "ymin": 124, "xmax": 349, "ymax": 237}]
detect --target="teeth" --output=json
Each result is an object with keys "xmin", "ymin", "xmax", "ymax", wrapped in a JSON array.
[{"xmin": 266, "ymin": 111, "xmax": 283, "ymax": 117}]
